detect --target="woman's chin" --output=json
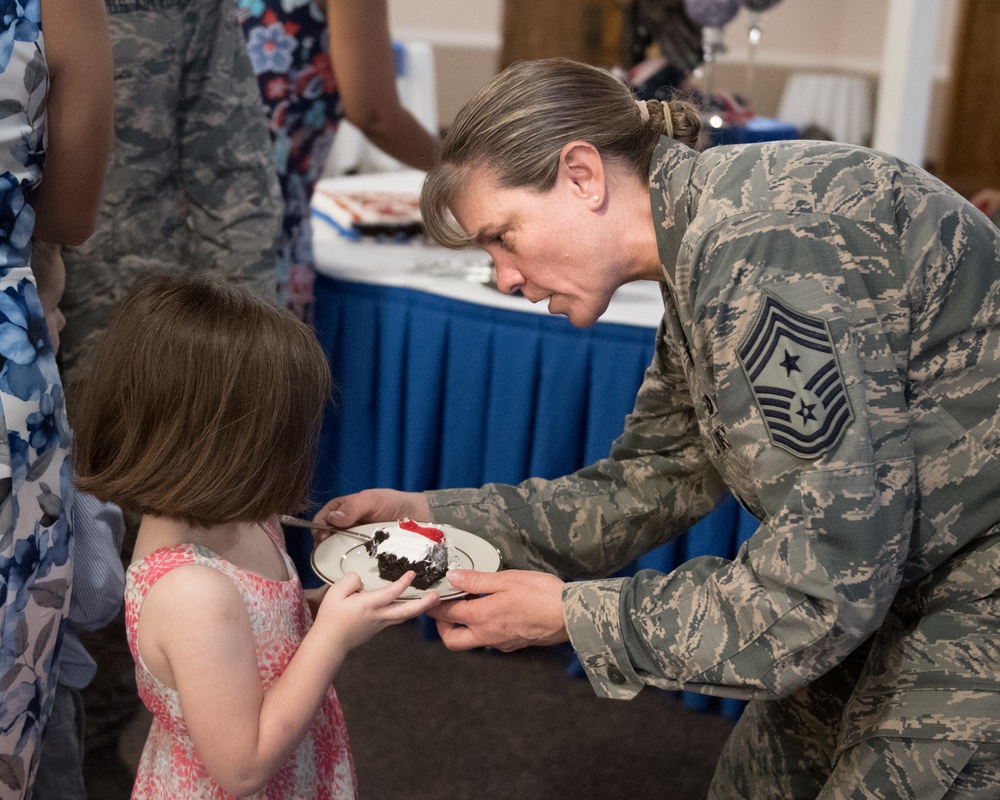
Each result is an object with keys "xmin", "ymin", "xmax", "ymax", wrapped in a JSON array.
[{"xmin": 551, "ymin": 300, "xmax": 602, "ymax": 328}]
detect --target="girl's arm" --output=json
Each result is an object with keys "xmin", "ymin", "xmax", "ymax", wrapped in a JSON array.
[
  {"xmin": 139, "ymin": 566, "xmax": 437, "ymax": 797},
  {"xmin": 33, "ymin": 0, "xmax": 114, "ymax": 244},
  {"xmin": 325, "ymin": 0, "xmax": 438, "ymax": 171}
]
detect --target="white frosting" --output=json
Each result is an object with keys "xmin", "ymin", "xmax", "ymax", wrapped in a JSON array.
[{"xmin": 376, "ymin": 527, "xmax": 441, "ymax": 561}]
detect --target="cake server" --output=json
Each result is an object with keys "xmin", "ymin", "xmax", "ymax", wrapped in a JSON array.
[{"xmin": 279, "ymin": 515, "xmax": 373, "ymax": 542}]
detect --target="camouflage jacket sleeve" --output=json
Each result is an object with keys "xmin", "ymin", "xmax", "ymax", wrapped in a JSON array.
[
  {"xmin": 178, "ymin": 0, "xmax": 281, "ymax": 296},
  {"xmin": 426, "ymin": 316, "xmax": 729, "ymax": 579},
  {"xmin": 564, "ymin": 203, "xmax": 917, "ymax": 700}
]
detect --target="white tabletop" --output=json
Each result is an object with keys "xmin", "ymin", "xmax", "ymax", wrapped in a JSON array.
[{"xmin": 310, "ymin": 170, "xmax": 665, "ymax": 329}]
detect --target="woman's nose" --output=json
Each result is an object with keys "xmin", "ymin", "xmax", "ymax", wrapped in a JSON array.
[{"xmin": 493, "ymin": 260, "xmax": 524, "ymax": 296}]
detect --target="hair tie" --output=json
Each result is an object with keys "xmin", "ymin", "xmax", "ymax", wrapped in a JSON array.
[
  {"xmin": 645, "ymin": 99, "xmax": 675, "ymax": 139},
  {"xmin": 636, "ymin": 99, "xmax": 650, "ymax": 124},
  {"xmin": 662, "ymin": 102, "xmax": 674, "ymax": 139}
]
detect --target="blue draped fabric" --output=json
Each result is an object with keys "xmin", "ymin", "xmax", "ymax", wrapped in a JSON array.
[
  {"xmin": 708, "ymin": 117, "xmax": 799, "ymax": 146},
  {"xmin": 308, "ymin": 274, "xmax": 758, "ymax": 717}
]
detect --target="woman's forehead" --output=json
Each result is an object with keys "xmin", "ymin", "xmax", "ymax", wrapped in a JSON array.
[
  {"xmin": 453, "ymin": 165, "xmax": 499, "ymax": 204},
  {"xmin": 453, "ymin": 169, "xmax": 549, "ymax": 221},
  {"xmin": 451, "ymin": 171, "xmax": 511, "ymax": 228}
]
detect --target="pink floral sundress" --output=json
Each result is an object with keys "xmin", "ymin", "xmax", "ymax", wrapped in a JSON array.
[{"xmin": 124, "ymin": 520, "xmax": 357, "ymax": 799}]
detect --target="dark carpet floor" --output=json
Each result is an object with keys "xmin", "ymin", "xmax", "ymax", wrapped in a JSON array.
[
  {"xmin": 335, "ymin": 620, "xmax": 735, "ymax": 800},
  {"xmin": 108, "ymin": 618, "xmax": 736, "ymax": 799}
]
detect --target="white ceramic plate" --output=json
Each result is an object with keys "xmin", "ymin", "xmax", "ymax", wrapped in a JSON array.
[{"xmin": 311, "ymin": 522, "xmax": 502, "ymax": 601}]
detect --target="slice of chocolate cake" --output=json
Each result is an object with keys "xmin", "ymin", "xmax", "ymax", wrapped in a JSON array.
[{"xmin": 365, "ymin": 519, "xmax": 448, "ymax": 590}]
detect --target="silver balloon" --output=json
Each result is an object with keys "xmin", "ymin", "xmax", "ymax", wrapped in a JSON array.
[{"xmin": 684, "ymin": 0, "xmax": 741, "ymax": 28}]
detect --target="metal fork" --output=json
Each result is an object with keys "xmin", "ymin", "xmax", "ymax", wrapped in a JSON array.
[{"xmin": 279, "ymin": 515, "xmax": 373, "ymax": 542}]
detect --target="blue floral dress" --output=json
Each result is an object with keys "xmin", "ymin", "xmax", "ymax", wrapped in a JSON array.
[
  {"xmin": 234, "ymin": 0, "xmax": 344, "ymax": 322},
  {"xmin": 0, "ymin": 5, "xmax": 74, "ymax": 797}
]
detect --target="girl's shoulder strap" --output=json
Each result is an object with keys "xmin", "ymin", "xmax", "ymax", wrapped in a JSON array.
[
  {"xmin": 258, "ymin": 517, "xmax": 302, "ymax": 584},
  {"xmin": 259, "ymin": 517, "xmax": 286, "ymax": 552}
]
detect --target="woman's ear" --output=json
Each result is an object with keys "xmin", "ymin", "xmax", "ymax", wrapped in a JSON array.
[{"xmin": 558, "ymin": 141, "xmax": 607, "ymax": 209}]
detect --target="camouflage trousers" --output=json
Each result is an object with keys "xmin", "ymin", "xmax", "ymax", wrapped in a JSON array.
[{"xmin": 708, "ymin": 646, "xmax": 1000, "ymax": 799}]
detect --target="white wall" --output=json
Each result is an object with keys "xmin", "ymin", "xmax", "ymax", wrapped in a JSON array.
[
  {"xmin": 717, "ymin": 0, "xmax": 959, "ymax": 163},
  {"xmin": 720, "ymin": 0, "xmax": 957, "ymax": 77}
]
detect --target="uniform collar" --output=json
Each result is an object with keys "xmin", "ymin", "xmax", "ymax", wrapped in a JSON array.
[{"xmin": 648, "ymin": 136, "xmax": 699, "ymax": 286}]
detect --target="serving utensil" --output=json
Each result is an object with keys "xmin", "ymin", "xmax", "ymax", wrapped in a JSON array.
[{"xmin": 279, "ymin": 515, "xmax": 373, "ymax": 543}]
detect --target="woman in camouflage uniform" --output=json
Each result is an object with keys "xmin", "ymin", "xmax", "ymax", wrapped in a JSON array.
[{"xmin": 316, "ymin": 58, "xmax": 1000, "ymax": 799}]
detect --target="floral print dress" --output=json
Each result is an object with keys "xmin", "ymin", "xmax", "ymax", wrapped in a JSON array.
[
  {"xmin": 234, "ymin": 0, "xmax": 344, "ymax": 322},
  {"xmin": 0, "ymin": 5, "xmax": 75, "ymax": 798},
  {"xmin": 125, "ymin": 520, "xmax": 357, "ymax": 799}
]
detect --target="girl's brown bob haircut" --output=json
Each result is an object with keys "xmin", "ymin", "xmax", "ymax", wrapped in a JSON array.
[{"xmin": 73, "ymin": 272, "xmax": 332, "ymax": 528}]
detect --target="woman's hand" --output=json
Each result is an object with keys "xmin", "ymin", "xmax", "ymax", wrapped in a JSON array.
[
  {"xmin": 311, "ymin": 489, "xmax": 430, "ymax": 544},
  {"xmin": 312, "ymin": 571, "xmax": 439, "ymax": 653},
  {"xmin": 425, "ymin": 569, "xmax": 569, "ymax": 652}
]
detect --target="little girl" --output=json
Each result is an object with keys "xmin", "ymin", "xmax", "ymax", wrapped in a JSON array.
[{"xmin": 72, "ymin": 273, "xmax": 440, "ymax": 798}]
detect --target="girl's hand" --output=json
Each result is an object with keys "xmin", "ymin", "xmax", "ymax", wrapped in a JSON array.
[
  {"xmin": 311, "ymin": 490, "xmax": 431, "ymax": 544},
  {"xmin": 312, "ymin": 571, "xmax": 439, "ymax": 653}
]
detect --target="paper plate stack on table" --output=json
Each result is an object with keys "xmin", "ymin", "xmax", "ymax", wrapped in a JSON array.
[{"xmin": 311, "ymin": 185, "xmax": 424, "ymax": 240}]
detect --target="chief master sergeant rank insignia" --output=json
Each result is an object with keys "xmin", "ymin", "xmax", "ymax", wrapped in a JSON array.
[{"xmin": 736, "ymin": 292, "xmax": 853, "ymax": 460}]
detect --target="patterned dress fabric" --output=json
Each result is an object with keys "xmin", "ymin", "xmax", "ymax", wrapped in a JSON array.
[
  {"xmin": 0, "ymin": 7, "xmax": 75, "ymax": 798},
  {"xmin": 125, "ymin": 521, "xmax": 356, "ymax": 799},
  {"xmin": 234, "ymin": 0, "xmax": 344, "ymax": 321}
]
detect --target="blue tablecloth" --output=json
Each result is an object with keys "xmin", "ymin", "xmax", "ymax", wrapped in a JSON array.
[
  {"xmin": 311, "ymin": 278, "xmax": 656, "ymax": 496},
  {"xmin": 709, "ymin": 116, "xmax": 799, "ymax": 147},
  {"xmin": 306, "ymin": 273, "xmax": 757, "ymax": 717}
]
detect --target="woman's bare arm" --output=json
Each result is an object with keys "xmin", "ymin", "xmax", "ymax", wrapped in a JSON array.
[
  {"xmin": 32, "ymin": 0, "xmax": 113, "ymax": 244},
  {"xmin": 325, "ymin": 0, "xmax": 437, "ymax": 171}
]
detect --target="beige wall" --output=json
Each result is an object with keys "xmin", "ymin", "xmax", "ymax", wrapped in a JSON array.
[
  {"xmin": 389, "ymin": 0, "xmax": 960, "ymax": 163},
  {"xmin": 389, "ymin": 0, "xmax": 503, "ymax": 128},
  {"xmin": 719, "ymin": 0, "xmax": 956, "ymax": 75},
  {"xmin": 715, "ymin": 0, "xmax": 959, "ymax": 164}
]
